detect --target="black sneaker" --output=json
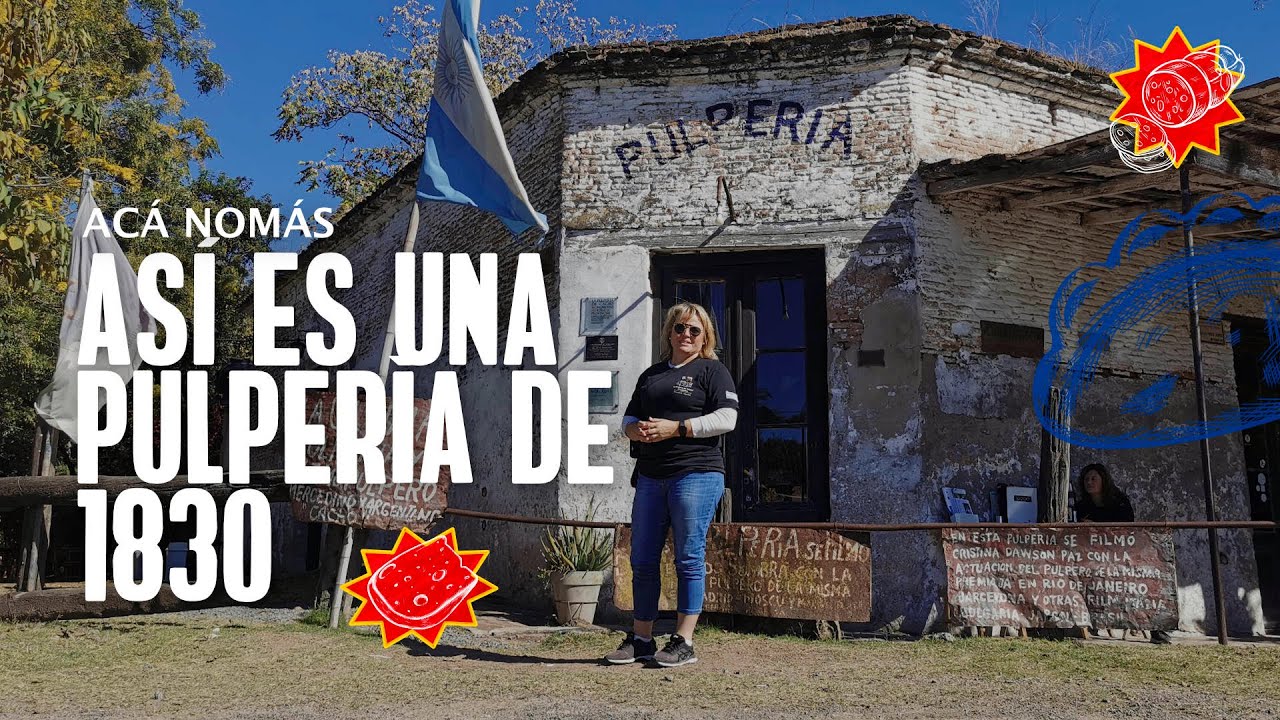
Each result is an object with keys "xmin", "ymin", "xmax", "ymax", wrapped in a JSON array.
[
  {"xmin": 654, "ymin": 634, "xmax": 697, "ymax": 667},
  {"xmin": 604, "ymin": 632, "xmax": 656, "ymax": 664}
]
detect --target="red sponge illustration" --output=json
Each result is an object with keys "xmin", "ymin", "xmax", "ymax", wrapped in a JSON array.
[
  {"xmin": 368, "ymin": 534, "xmax": 480, "ymax": 630},
  {"xmin": 343, "ymin": 527, "xmax": 497, "ymax": 648}
]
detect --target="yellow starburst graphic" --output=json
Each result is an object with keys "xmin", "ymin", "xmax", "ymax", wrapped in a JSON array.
[{"xmin": 342, "ymin": 527, "xmax": 497, "ymax": 648}]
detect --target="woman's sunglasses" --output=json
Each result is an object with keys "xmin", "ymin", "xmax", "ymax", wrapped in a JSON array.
[{"xmin": 672, "ymin": 323, "xmax": 703, "ymax": 337}]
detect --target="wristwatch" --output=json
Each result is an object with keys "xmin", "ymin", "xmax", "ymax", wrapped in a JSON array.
[{"xmin": 678, "ymin": 420, "xmax": 688, "ymax": 438}]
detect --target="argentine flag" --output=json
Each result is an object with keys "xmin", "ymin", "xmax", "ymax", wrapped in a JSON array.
[{"xmin": 418, "ymin": 0, "xmax": 548, "ymax": 238}]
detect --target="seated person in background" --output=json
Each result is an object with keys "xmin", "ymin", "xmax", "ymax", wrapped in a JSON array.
[
  {"xmin": 1075, "ymin": 463, "xmax": 1172, "ymax": 644},
  {"xmin": 1075, "ymin": 463, "xmax": 1135, "ymax": 523}
]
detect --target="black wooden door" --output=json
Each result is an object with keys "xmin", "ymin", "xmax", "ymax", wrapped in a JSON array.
[{"xmin": 655, "ymin": 251, "xmax": 829, "ymax": 522}]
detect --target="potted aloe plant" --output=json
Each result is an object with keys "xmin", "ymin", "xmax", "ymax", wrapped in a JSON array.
[{"xmin": 543, "ymin": 504, "xmax": 613, "ymax": 626}]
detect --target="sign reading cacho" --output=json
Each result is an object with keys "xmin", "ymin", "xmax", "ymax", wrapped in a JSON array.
[
  {"xmin": 944, "ymin": 527, "xmax": 1177, "ymax": 630},
  {"xmin": 614, "ymin": 525, "xmax": 871, "ymax": 622},
  {"xmin": 289, "ymin": 392, "xmax": 449, "ymax": 530}
]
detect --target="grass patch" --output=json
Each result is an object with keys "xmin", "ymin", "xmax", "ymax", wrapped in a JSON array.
[
  {"xmin": 692, "ymin": 622, "xmax": 822, "ymax": 645},
  {"xmin": 538, "ymin": 630, "xmax": 615, "ymax": 652},
  {"xmin": 2, "ymin": 619, "xmax": 1277, "ymax": 718},
  {"xmin": 298, "ymin": 607, "xmax": 330, "ymax": 627}
]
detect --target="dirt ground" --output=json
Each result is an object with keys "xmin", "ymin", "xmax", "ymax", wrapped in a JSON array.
[{"xmin": 2, "ymin": 608, "xmax": 1278, "ymax": 720}]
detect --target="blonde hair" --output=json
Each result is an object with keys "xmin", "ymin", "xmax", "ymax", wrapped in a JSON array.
[{"xmin": 659, "ymin": 302, "xmax": 718, "ymax": 361}]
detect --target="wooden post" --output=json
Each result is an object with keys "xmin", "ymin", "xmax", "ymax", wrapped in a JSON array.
[
  {"xmin": 18, "ymin": 171, "xmax": 86, "ymax": 593},
  {"xmin": 716, "ymin": 487, "xmax": 733, "ymax": 523},
  {"xmin": 1037, "ymin": 386, "xmax": 1070, "ymax": 522},
  {"xmin": 18, "ymin": 420, "xmax": 59, "ymax": 592},
  {"xmin": 312, "ymin": 524, "xmax": 341, "ymax": 608},
  {"xmin": 327, "ymin": 198, "xmax": 421, "ymax": 629}
]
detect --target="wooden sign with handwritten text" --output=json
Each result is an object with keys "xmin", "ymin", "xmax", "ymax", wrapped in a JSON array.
[
  {"xmin": 943, "ymin": 527, "xmax": 1177, "ymax": 630},
  {"xmin": 613, "ymin": 524, "xmax": 871, "ymax": 622},
  {"xmin": 288, "ymin": 391, "xmax": 448, "ymax": 531}
]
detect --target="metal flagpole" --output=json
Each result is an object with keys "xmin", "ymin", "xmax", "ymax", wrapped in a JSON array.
[
  {"xmin": 1179, "ymin": 165, "xmax": 1230, "ymax": 645},
  {"xmin": 329, "ymin": 197, "xmax": 421, "ymax": 629}
]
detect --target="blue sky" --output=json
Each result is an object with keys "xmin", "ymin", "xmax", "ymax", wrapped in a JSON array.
[{"xmin": 181, "ymin": 0, "xmax": 1278, "ymax": 214}]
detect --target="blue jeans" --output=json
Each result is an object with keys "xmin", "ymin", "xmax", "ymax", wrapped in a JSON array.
[{"xmin": 630, "ymin": 471, "xmax": 724, "ymax": 620}]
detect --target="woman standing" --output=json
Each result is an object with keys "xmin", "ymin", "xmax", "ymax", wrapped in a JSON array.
[{"xmin": 605, "ymin": 301, "xmax": 739, "ymax": 668}]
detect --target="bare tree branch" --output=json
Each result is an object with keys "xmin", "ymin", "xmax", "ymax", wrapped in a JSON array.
[{"xmin": 275, "ymin": 0, "xmax": 676, "ymax": 208}]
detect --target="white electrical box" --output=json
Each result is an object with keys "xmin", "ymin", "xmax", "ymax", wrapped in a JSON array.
[{"xmin": 1005, "ymin": 487, "xmax": 1038, "ymax": 524}]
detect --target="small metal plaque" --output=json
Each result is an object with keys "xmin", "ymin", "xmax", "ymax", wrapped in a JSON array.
[
  {"xmin": 580, "ymin": 297, "xmax": 618, "ymax": 335},
  {"xmin": 587, "ymin": 371, "xmax": 619, "ymax": 413},
  {"xmin": 584, "ymin": 335, "xmax": 619, "ymax": 362}
]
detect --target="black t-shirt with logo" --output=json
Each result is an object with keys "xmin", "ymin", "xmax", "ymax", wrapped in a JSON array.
[{"xmin": 624, "ymin": 357, "xmax": 739, "ymax": 479}]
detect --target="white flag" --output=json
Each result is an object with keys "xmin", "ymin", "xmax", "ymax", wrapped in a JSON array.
[{"xmin": 34, "ymin": 178, "xmax": 154, "ymax": 443}]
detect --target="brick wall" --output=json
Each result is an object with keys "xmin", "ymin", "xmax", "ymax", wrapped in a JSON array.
[
  {"xmin": 912, "ymin": 180, "xmax": 1269, "ymax": 634},
  {"xmin": 907, "ymin": 60, "xmax": 1113, "ymax": 163},
  {"xmin": 561, "ymin": 62, "xmax": 916, "ymax": 229},
  {"xmin": 550, "ymin": 26, "xmax": 1153, "ymax": 632}
]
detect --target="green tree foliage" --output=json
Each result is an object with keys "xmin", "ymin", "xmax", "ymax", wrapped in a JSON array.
[
  {"xmin": 0, "ymin": 281, "xmax": 62, "ymax": 473},
  {"xmin": 0, "ymin": 0, "xmax": 99, "ymax": 289},
  {"xmin": 0, "ymin": 0, "xmax": 270, "ymax": 476},
  {"xmin": 0, "ymin": 0, "xmax": 230, "ymax": 289},
  {"xmin": 275, "ymin": 0, "xmax": 677, "ymax": 209}
]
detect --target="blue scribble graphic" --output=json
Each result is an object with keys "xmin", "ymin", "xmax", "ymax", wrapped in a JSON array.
[
  {"xmin": 1121, "ymin": 374, "xmax": 1178, "ymax": 416},
  {"xmin": 1261, "ymin": 298, "xmax": 1280, "ymax": 388},
  {"xmin": 1034, "ymin": 192, "xmax": 1280, "ymax": 449},
  {"xmin": 1136, "ymin": 325, "xmax": 1168, "ymax": 350}
]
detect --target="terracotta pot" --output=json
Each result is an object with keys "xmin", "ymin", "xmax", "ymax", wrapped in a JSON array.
[{"xmin": 551, "ymin": 570, "xmax": 604, "ymax": 626}]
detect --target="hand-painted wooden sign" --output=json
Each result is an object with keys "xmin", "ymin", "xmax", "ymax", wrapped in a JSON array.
[
  {"xmin": 613, "ymin": 524, "xmax": 871, "ymax": 622},
  {"xmin": 288, "ymin": 392, "xmax": 448, "ymax": 531},
  {"xmin": 943, "ymin": 527, "xmax": 1177, "ymax": 629}
]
